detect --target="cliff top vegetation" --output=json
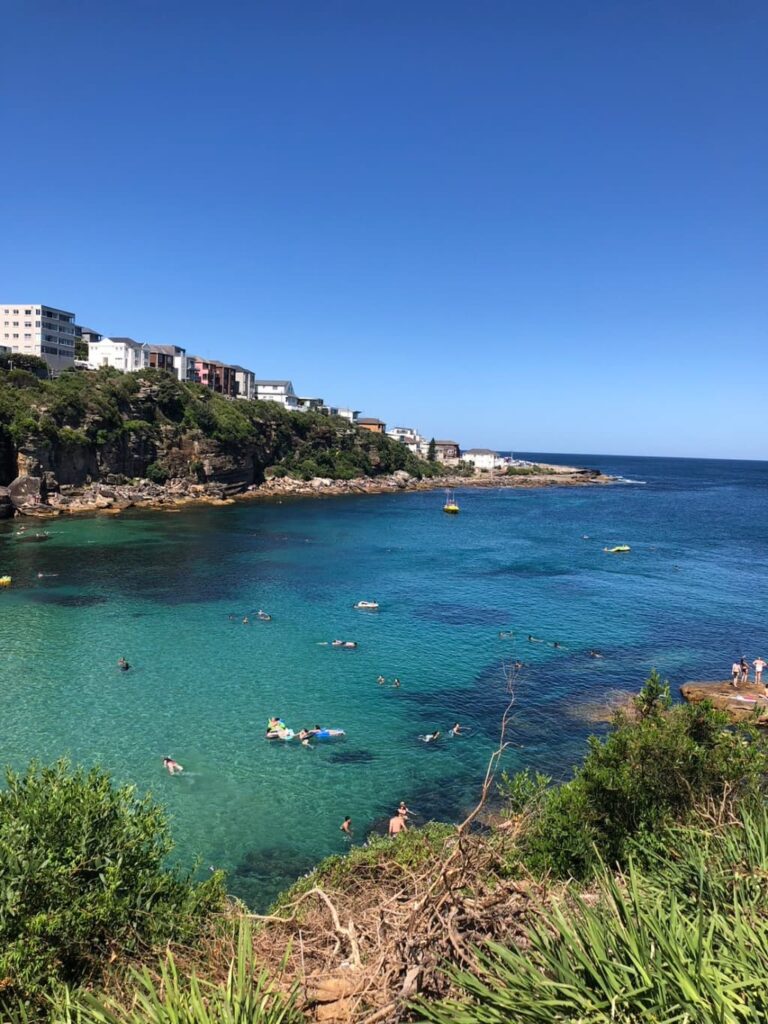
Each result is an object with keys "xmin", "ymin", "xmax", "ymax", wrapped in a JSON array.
[{"xmin": 0, "ymin": 363, "xmax": 444, "ymax": 487}]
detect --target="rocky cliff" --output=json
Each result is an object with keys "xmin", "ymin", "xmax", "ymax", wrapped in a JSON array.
[{"xmin": 0, "ymin": 368, "xmax": 439, "ymax": 515}]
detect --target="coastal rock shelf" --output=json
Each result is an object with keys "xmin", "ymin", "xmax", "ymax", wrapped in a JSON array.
[
  {"xmin": 680, "ymin": 680, "xmax": 768, "ymax": 723},
  {"xmin": 2, "ymin": 466, "xmax": 611, "ymax": 517}
]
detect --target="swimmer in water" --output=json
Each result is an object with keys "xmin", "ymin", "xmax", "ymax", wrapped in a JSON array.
[
  {"xmin": 340, "ymin": 816, "xmax": 352, "ymax": 835},
  {"xmin": 117, "ymin": 657, "xmax": 130, "ymax": 671},
  {"xmin": 588, "ymin": 650, "xmax": 604, "ymax": 659},
  {"xmin": 377, "ymin": 675, "xmax": 386, "ymax": 685},
  {"xmin": 422, "ymin": 731, "xmax": 441, "ymax": 743},
  {"xmin": 392, "ymin": 677, "xmax": 401, "ymax": 688},
  {"xmin": 162, "ymin": 756, "xmax": 183, "ymax": 775},
  {"xmin": 297, "ymin": 729, "xmax": 313, "ymax": 747},
  {"xmin": 527, "ymin": 635, "xmax": 542, "ymax": 643},
  {"xmin": 398, "ymin": 800, "xmax": 411, "ymax": 818},
  {"xmin": 449, "ymin": 722, "xmax": 462, "ymax": 736},
  {"xmin": 242, "ymin": 616, "xmax": 249, "ymax": 624}
]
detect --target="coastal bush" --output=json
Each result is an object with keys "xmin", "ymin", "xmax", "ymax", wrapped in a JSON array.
[
  {"xmin": 419, "ymin": 805, "xmax": 768, "ymax": 1024},
  {"xmin": 271, "ymin": 822, "xmax": 456, "ymax": 915},
  {"xmin": 0, "ymin": 759, "xmax": 225, "ymax": 1009},
  {"xmin": 48, "ymin": 919, "xmax": 301, "ymax": 1024},
  {"xmin": 517, "ymin": 674, "xmax": 768, "ymax": 878},
  {"xmin": 145, "ymin": 461, "xmax": 170, "ymax": 484}
]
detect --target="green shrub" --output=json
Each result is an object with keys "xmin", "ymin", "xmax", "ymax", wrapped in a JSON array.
[
  {"xmin": 419, "ymin": 805, "xmax": 768, "ymax": 1024},
  {"xmin": 48, "ymin": 919, "xmax": 300, "ymax": 1024},
  {"xmin": 0, "ymin": 759, "xmax": 225, "ymax": 1009},
  {"xmin": 519, "ymin": 675, "xmax": 768, "ymax": 878},
  {"xmin": 145, "ymin": 462, "xmax": 169, "ymax": 484}
]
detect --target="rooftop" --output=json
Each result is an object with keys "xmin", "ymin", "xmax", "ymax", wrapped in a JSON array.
[
  {"xmin": 102, "ymin": 336, "xmax": 144, "ymax": 349},
  {"xmin": 147, "ymin": 343, "xmax": 185, "ymax": 355},
  {"xmin": 357, "ymin": 417, "xmax": 386, "ymax": 425},
  {"xmin": 435, "ymin": 440, "xmax": 460, "ymax": 446},
  {"xmin": 255, "ymin": 379, "xmax": 292, "ymax": 387}
]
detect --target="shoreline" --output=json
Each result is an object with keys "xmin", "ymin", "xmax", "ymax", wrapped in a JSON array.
[{"xmin": 2, "ymin": 465, "xmax": 614, "ymax": 518}]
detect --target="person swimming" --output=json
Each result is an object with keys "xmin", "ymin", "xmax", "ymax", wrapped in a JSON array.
[
  {"xmin": 421, "ymin": 731, "xmax": 441, "ymax": 743},
  {"xmin": 162, "ymin": 756, "xmax": 183, "ymax": 775},
  {"xmin": 257, "ymin": 610, "xmax": 272, "ymax": 621},
  {"xmin": 527, "ymin": 635, "xmax": 542, "ymax": 643},
  {"xmin": 449, "ymin": 722, "xmax": 462, "ymax": 736},
  {"xmin": 117, "ymin": 657, "xmax": 130, "ymax": 671},
  {"xmin": 376, "ymin": 675, "xmax": 386, "ymax": 685}
]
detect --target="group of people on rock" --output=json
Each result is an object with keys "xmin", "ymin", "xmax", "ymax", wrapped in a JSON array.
[{"xmin": 731, "ymin": 656, "xmax": 766, "ymax": 688}]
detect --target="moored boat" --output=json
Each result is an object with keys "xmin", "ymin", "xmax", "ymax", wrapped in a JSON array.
[{"xmin": 443, "ymin": 489, "xmax": 460, "ymax": 514}]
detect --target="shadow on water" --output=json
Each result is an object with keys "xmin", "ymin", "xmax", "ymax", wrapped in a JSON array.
[
  {"xmin": 327, "ymin": 750, "xmax": 375, "ymax": 765},
  {"xmin": 29, "ymin": 592, "xmax": 108, "ymax": 608},
  {"xmin": 415, "ymin": 604, "xmax": 511, "ymax": 627},
  {"xmin": 229, "ymin": 845, "xmax": 318, "ymax": 910}
]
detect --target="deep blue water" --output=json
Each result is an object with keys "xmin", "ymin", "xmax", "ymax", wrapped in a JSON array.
[{"xmin": 0, "ymin": 453, "xmax": 765, "ymax": 907}]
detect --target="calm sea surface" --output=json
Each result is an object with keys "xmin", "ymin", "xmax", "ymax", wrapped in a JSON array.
[{"xmin": 1, "ymin": 453, "xmax": 766, "ymax": 907}]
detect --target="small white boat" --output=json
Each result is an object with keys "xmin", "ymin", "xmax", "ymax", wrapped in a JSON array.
[{"xmin": 354, "ymin": 600, "xmax": 379, "ymax": 610}]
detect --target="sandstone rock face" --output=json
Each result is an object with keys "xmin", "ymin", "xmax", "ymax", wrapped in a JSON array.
[
  {"xmin": 9, "ymin": 475, "xmax": 47, "ymax": 510},
  {"xmin": 0, "ymin": 486, "xmax": 14, "ymax": 519}
]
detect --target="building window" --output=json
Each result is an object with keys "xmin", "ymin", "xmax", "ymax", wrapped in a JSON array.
[{"xmin": 24, "ymin": 309, "xmax": 31, "ymax": 315}]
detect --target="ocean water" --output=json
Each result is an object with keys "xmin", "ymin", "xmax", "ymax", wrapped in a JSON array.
[{"xmin": 0, "ymin": 453, "xmax": 766, "ymax": 908}]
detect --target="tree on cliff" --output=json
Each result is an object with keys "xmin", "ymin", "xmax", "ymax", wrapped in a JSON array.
[{"xmin": 427, "ymin": 437, "xmax": 437, "ymax": 461}]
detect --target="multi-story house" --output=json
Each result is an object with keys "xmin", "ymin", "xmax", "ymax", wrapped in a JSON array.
[
  {"xmin": 146, "ymin": 344, "xmax": 189, "ymax": 381},
  {"xmin": 460, "ymin": 448, "xmax": 506, "ymax": 471},
  {"xmin": 1, "ymin": 303, "xmax": 79, "ymax": 372},
  {"xmin": 230, "ymin": 365, "xmax": 256, "ymax": 401},
  {"xmin": 296, "ymin": 395, "xmax": 325, "ymax": 412},
  {"xmin": 434, "ymin": 440, "xmax": 461, "ymax": 462},
  {"xmin": 254, "ymin": 380, "xmax": 299, "ymax": 410},
  {"xmin": 88, "ymin": 336, "xmax": 148, "ymax": 373},
  {"xmin": 357, "ymin": 417, "xmax": 387, "ymax": 434},
  {"xmin": 188, "ymin": 357, "xmax": 238, "ymax": 397}
]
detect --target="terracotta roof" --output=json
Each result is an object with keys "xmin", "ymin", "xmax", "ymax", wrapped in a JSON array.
[{"xmin": 358, "ymin": 417, "xmax": 386, "ymax": 425}]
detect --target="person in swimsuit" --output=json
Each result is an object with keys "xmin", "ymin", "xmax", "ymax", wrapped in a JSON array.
[
  {"xmin": 340, "ymin": 816, "xmax": 352, "ymax": 835},
  {"xmin": 740, "ymin": 657, "xmax": 750, "ymax": 684},
  {"xmin": 162, "ymin": 756, "xmax": 183, "ymax": 775},
  {"xmin": 731, "ymin": 661, "xmax": 740, "ymax": 687},
  {"xmin": 754, "ymin": 657, "xmax": 766, "ymax": 687},
  {"xmin": 450, "ymin": 722, "xmax": 462, "ymax": 736},
  {"xmin": 117, "ymin": 657, "xmax": 130, "ymax": 671},
  {"xmin": 388, "ymin": 811, "xmax": 407, "ymax": 835}
]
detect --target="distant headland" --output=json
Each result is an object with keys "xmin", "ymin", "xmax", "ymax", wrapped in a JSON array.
[{"xmin": 0, "ymin": 358, "xmax": 611, "ymax": 519}]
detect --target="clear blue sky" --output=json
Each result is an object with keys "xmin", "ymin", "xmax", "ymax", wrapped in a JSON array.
[{"xmin": 2, "ymin": 1, "xmax": 766, "ymax": 458}]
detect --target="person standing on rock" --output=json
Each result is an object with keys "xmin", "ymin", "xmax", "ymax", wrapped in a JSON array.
[
  {"xmin": 739, "ymin": 657, "xmax": 750, "ymax": 685},
  {"xmin": 754, "ymin": 656, "xmax": 766, "ymax": 688},
  {"xmin": 731, "ymin": 660, "xmax": 741, "ymax": 687}
]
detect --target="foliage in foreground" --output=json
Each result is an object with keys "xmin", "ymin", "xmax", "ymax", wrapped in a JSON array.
[
  {"xmin": 420, "ymin": 804, "xmax": 768, "ymax": 1024},
  {"xmin": 48, "ymin": 920, "xmax": 300, "ymax": 1024},
  {"xmin": 0, "ymin": 760, "xmax": 225, "ymax": 1010},
  {"xmin": 514, "ymin": 672, "xmax": 768, "ymax": 879}
]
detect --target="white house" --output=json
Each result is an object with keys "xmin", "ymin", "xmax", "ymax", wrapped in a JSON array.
[
  {"xmin": 461, "ymin": 448, "xmax": 506, "ymax": 471},
  {"xmin": 388, "ymin": 426, "xmax": 425, "ymax": 454},
  {"xmin": 88, "ymin": 336, "xmax": 148, "ymax": 373},
  {"xmin": 254, "ymin": 379, "xmax": 299, "ymax": 410},
  {"xmin": 325, "ymin": 406, "xmax": 360, "ymax": 422}
]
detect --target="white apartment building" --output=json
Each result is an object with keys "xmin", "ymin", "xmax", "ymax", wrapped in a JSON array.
[
  {"xmin": 254, "ymin": 380, "xmax": 299, "ymax": 410},
  {"xmin": 88, "ymin": 337, "xmax": 148, "ymax": 373},
  {"xmin": 388, "ymin": 426, "xmax": 426, "ymax": 454},
  {"xmin": 461, "ymin": 448, "xmax": 506, "ymax": 471},
  {"xmin": 1, "ymin": 303, "xmax": 78, "ymax": 372}
]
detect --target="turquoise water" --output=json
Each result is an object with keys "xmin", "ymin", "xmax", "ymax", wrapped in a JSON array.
[{"xmin": 0, "ymin": 454, "xmax": 766, "ymax": 907}]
